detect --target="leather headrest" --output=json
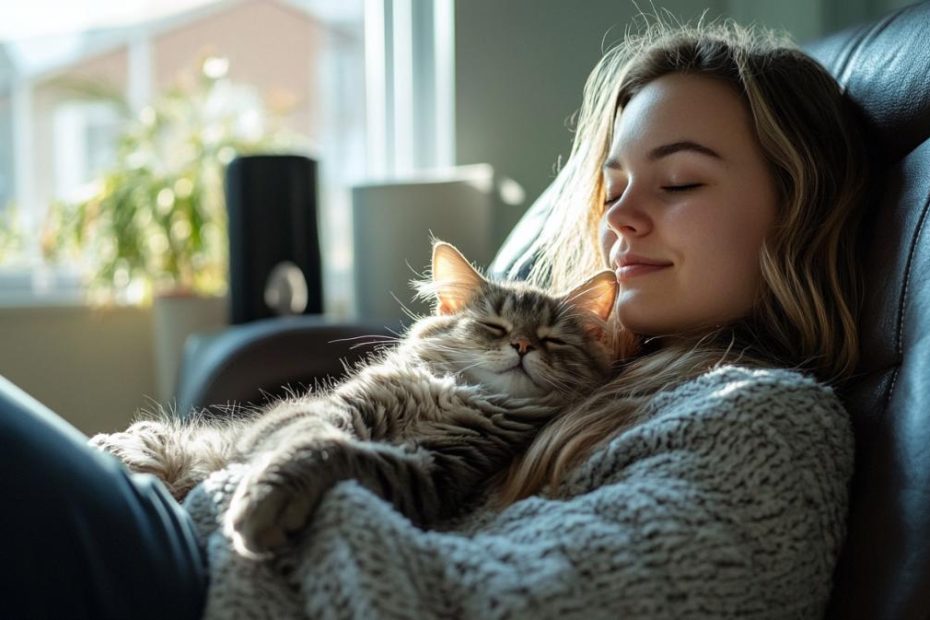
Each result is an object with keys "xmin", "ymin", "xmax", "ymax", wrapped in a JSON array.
[{"xmin": 805, "ymin": 2, "xmax": 930, "ymax": 164}]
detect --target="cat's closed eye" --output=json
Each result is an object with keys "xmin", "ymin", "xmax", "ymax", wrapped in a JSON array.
[
  {"xmin": 477, "ymin": 320, "xmax": 508, "ymax": 337},
  {"xmin": 540, "ymin": 335, "xmax": 568, "ymax": 347}
]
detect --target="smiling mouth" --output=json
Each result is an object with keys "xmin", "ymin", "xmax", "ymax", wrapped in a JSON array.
[{"xmin": 615, "ymin": 264, "xmax": 671, "ymax": 281}]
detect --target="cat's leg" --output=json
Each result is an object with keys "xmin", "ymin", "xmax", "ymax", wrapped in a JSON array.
[
  {"xmin": 90, "ymin": 419, "xmax": 235, "ymax": 502},
  {"xmin": 405, "ymin": 397, "xmax": 562, "ymax": 512},
  {"xmin": 90, "ymin": 421, "xmax": 181, "ymax": 493},
  {"xmin": 224, "ymin": 392, "xmax": 560, "ymax": 555},
  {"xmin": 225, "ymin": 438, "xmax": 440, "ymax": 556}
]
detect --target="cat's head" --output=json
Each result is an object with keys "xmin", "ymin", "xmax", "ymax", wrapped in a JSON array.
[{"xmin": 405, "ymin": 241, "xmax": 617, "ymax": 399}]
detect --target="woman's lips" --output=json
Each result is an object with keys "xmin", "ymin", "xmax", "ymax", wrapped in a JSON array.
[{"xmin": 615, "ymin": 263, "xmax": 671, "ymax": 281}]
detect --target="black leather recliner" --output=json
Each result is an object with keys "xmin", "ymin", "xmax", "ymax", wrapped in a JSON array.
[
  {"xmin": 175, "ymin": 3, "xmax": 930, "ymax": 617},
  {"xmin": 806, "ymin": 4, "xmax": 930, "ymax": 618}
]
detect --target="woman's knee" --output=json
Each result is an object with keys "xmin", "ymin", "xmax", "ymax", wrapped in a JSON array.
[{"xmin": 0, "ymin": 377, "xmax": 207, "ymax": 619}]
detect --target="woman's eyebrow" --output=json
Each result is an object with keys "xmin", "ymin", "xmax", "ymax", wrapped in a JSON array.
[
  {"xmin": 603, "ymin": 140, "xmax": 723, "ymax": 170},
  {"xmin": 649, "ymin": 140, "xmax": 722, "ymax": 161}
]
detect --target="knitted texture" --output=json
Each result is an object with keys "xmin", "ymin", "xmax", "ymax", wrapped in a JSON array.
[{"xmin": 183, "ymin": 365, "xmax": 853, "ymax": 619}]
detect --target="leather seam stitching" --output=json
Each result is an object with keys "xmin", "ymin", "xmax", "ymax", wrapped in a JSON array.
[{"xmin": 887, "ymin": 181, "xmax": 930, "ymax": 410}]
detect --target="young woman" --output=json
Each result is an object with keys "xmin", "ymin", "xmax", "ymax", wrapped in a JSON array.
[
  {"xmin": 1, "ymin": 19, "xmax": 867, "ymax": 619},
  {"xmin": 494, "ymin": 19, "xmax": 866, "ymax": 507}
]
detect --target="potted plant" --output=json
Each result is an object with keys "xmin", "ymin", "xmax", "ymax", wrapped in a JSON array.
[
  {"xmin": 44, "ymin": 55, "xmax": 303, "ymax": 399},
  {"xmin": 46, "ymin": 55, "xmax": 299, "ymax": 301}
]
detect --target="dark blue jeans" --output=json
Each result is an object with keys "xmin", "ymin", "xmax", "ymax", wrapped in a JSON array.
[{"xmin": 0, "ymin": 375, "xmax": 208, "ymax": 620}]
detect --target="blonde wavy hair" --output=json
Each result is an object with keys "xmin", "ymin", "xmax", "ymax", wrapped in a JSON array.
[{"xmin": 495, "ymin": 17, "xmax": 869, "ymax": 505}]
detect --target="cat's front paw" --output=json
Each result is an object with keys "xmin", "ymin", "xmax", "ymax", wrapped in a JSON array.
[
  {"xmin": 89, "ymin": 421, "xmax": 169, "ymax": 471},
  {"xmin": 89, "ymin": 421, "xmax": 196, "ymax": 501},
  {"xmin": 223, "ymin": 453, "xmax": 328, "ymax": 557}
]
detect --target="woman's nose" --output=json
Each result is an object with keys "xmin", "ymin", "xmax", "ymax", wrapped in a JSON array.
[{"xmin": 604, "ymin": 189, "xmax": 652, "ymax": 237}]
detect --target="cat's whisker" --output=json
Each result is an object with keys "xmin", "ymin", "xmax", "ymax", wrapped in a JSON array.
[
  {"xmin": 419, "ymin": 343, "xmax": 463, "ymax": 353},
  {"xmin": 348, "ymin": 340, "xmax": 401, "ymax": 351},
  {"xmin": 455, "ymin": 360, "xmax": 489, "ymax": 374},
  {"xmin": 390, "ymin": 291, "xmax": 427, "ymax": 325},
  {"xmin": 532, "ymin": 372, "xmax": 562, "ymax": 392},
  {"xmin": 329, "ymin": 334, "xmax": 401, "ymax": 344},
  {"xmin": 433, "ymin": 358, "xmax": 486, "ymax": 375}
]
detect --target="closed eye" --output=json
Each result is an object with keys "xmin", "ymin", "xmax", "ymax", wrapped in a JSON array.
[
  {"xmin": 541, "ymin": 336, "xmax": 568, "ymax": 346},
  {"xmin": 662, "ymin": 183, "xmax": 703, "ymax": 192},
  {"xmin": 478, "ymin": 321, "xmax": 508, "ymax": 337}
]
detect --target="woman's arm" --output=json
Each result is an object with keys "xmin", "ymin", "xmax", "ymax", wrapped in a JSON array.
[{"xmin": 187, "ymin": 367, "xmax": 854, "ymax": 619}]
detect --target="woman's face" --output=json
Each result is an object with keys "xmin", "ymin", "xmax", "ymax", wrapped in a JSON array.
[{"xmin": 600, "ymin": 72, "xmax": 778, "ymax": 335}]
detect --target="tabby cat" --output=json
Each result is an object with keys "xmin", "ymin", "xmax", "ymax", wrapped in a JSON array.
[{"xmin": 91, "ymin": 241, "xmax": 617, "ymax": 556}]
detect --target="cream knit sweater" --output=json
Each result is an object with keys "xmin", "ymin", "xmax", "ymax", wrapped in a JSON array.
[{"xmin": 183, "ymin": 365, "xmax": 853, "ymax": 619}]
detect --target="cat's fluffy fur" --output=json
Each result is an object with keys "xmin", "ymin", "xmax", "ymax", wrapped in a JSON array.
[{"xmin": 91, "ymin": 242, "xmax": 617, "ymax": 556}]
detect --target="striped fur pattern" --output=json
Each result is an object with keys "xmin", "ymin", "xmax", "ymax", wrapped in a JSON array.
[{"xmin": 91, "ymin": 242, "xmax": 617, "ymax": 556}]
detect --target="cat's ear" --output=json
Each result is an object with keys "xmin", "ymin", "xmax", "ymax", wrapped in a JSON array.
[
  {"xmin": 431, "ymin": 241, "xmax": 486, "ymax": 315},
  {"xmin": 562, "ymin": 270, "xmax": 617, "ymax": 332}
]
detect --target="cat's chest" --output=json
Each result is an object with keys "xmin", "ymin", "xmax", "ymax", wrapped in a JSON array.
[
  {"xmin": 387, "ymin": 370, "xmax": 477, "ymax": 420},
  {"xmin": 343, "ymin": 363, "xmax": 485, "ymax": 435}
]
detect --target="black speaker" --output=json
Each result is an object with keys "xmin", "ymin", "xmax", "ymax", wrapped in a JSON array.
[{"xmin": 225, "ymin": 154, "xmax": 324, "ymax": 324}]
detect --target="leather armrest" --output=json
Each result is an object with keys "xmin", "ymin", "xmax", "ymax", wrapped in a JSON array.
[{"xmin": 174, "ymin": 316, "xmax": 394, "ymax": 417}]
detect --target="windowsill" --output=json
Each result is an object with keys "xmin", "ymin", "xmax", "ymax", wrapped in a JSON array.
[
  {"xmin": 0, "ymin": 264, "xmax": 355, "ymax": 317},
  {"xmin": 0, "ymin": 264, "xmax": 86, "ymax": 307},
  {"xmin": 0, "ymin": 295, "xmax": 88, "ymax": 308}
]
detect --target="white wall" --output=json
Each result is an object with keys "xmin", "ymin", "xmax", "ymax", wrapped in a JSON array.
[
  {"xmin": 453, "ymin": 0, "xmax": 729, "ymax": 209},
  {"xmin": 0, "ymin": 305, "xmax": 156, "ymax": 435},
  {"xmin": 453, "ymin": 0, "xmax": 903, "ymax": 209}
]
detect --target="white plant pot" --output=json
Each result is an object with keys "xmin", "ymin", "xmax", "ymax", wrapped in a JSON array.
[
  {"xmin": 152, "ymin": 293, "xmax": 228, "ymax": 405},
  {"xmin": 350, "ymin": 164, "xmax": 525, "ymax": 322}
]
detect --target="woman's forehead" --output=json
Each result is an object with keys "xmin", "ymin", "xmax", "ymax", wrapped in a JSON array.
[{"xmin": 607, "ymin": 73, "xmax": 754, "ymax": 166}]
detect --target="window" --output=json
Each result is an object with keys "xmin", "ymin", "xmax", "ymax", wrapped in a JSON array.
[
  {"xmin": 53, "ymin": 101, "xmax": 122, "ymax": 199},
  {"xmin": 0, "ymin": 0, "xmax": 455, "ymax": 313}
]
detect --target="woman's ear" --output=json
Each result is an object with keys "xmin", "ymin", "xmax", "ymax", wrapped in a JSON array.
[{"xmin": 431, "ymin": 241, "xmax": 487, "ymax": 315}]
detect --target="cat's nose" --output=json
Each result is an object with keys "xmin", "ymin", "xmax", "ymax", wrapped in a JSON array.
[{"xmin": 511, "ymin": 337, "xmax": 534, "ymax": 356}]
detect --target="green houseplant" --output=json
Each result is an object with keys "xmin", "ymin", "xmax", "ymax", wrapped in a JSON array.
[{"xmin": 45, "ymin": 55, "xmax": 300, "ymax": 305}]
